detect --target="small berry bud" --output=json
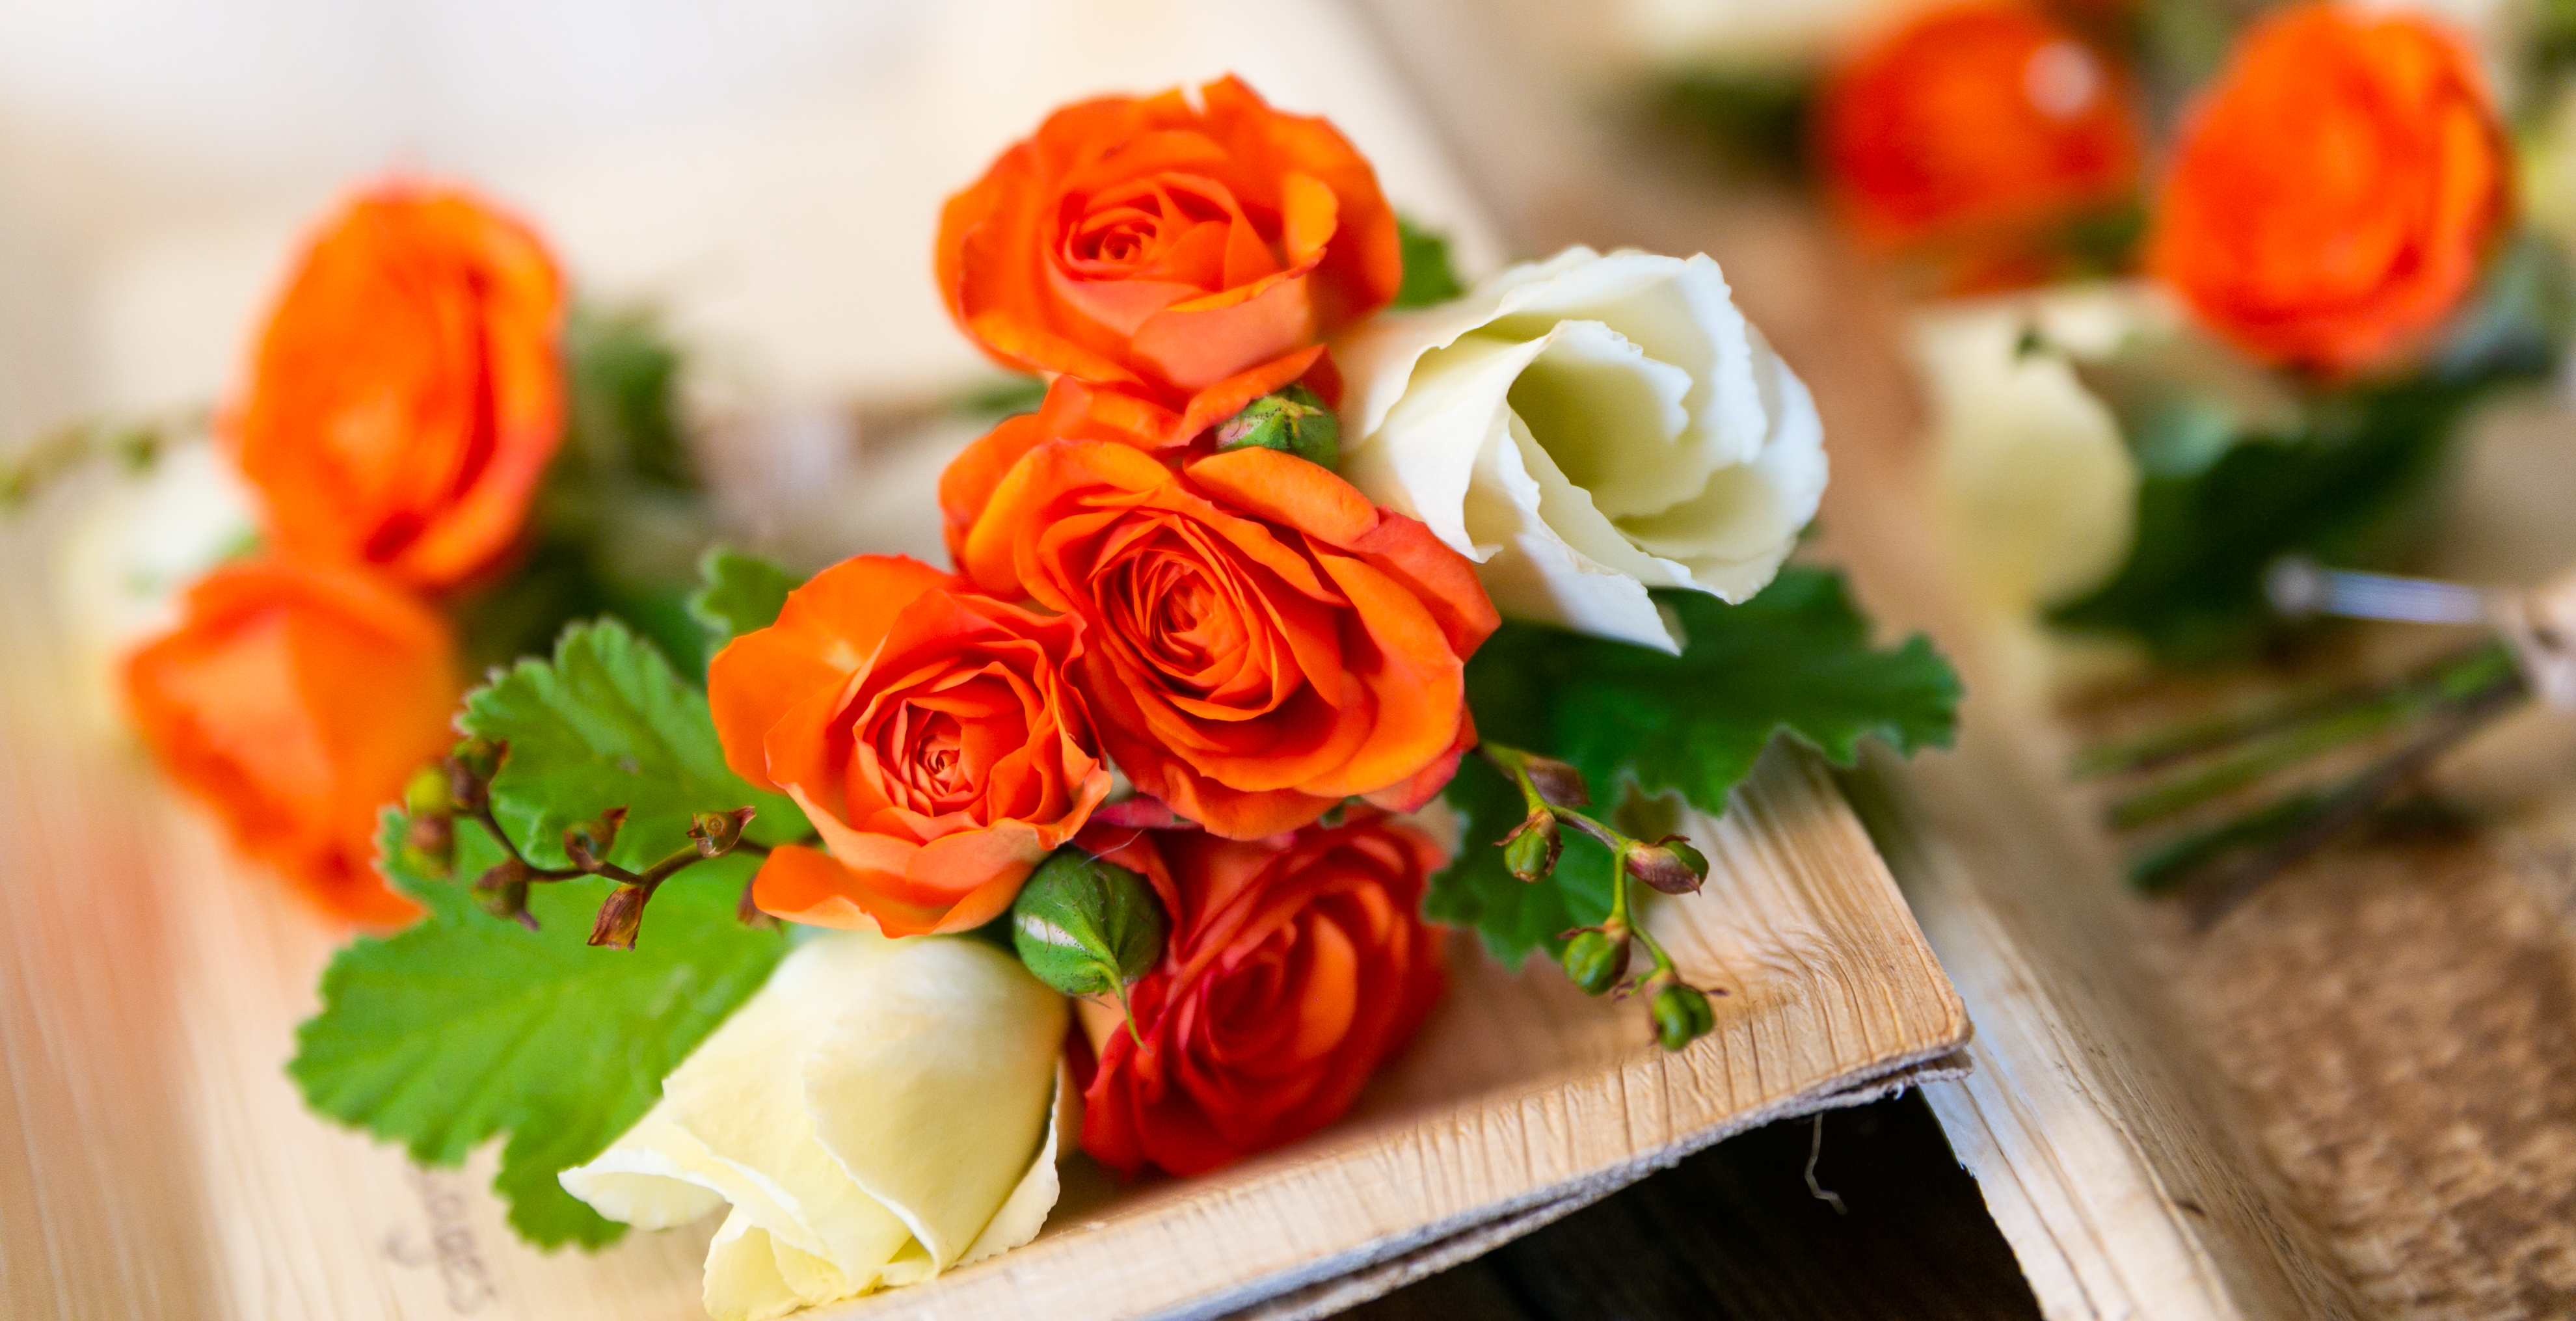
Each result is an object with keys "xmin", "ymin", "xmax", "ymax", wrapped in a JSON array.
[
  {"xmin": 1499, "ymin": 811, "xmax": 1562, "ymax": 883},
  {"xmin": 473, "ymin": 857, "xmax": 534, "ymax": 927},
  {"xmin": 1625, "ymin": 834, "xmax": 1710, "ymax": 895},
  {"xmin": 447, "ymin": 738, "xmax": 504, "ymax": 812},
  {"xmin": 563, "ymin": 807, "xmax": 628, "ymax": 872},
  {"xmin": 1561, "ymin": 929, "xmax": 1630, "ymax": 996},
  {"xmin": 590, "ymin": 884, "xmax": 651, "ymax": 950},
  {"xmin": 402, "ymin": 813, "xmax": 455, "ymax": 879},
  {"xmin": 1214, "ymin": 384, "xmax": 1340, "ymax": 468},
  {"xmin": 690, "ymin": 807, "xmax": 756, "ymax": 858},
  {"xmin": 403, "ymin": 765, "xmax": 453, "ymax": 819},
  {"xmin": 1650, "ymin": 982, "xmax": 1716, "ymax": 1051}
]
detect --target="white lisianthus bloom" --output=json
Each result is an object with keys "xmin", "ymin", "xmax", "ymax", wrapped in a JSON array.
[
  {"xmin": 1335, "ymin": 247, "xmax": 1826, "ymax": 652},
  {"xmin": 1911, "ymin": 286, "xmax": 2154, "ymax": 615},
  {"xmin": 53, "ymin": 438, "xmax": 258, "ymax": 732},
  {"xmin": 561, "ymin": 931, "xmax": 1067, "ymax": 1321}
]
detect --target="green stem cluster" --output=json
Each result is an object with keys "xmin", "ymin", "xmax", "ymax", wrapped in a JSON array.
[
  {"xmin": 1479, "ymin": 743, "xmax": 1718, "ymax": 1051},
  {"xmin": 2087, "ymin": 641, "xmax": 2528, "ymax": 912}
]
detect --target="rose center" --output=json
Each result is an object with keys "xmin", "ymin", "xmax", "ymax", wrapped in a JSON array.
[{"xmin": 1102, "ymin": 531, "xmax": 1266, "ymax": 703}]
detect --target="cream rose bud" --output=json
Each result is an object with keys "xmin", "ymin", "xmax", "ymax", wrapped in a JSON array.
[
  {"xmin": 1335, "ymin": 247, "xmax": 1827, "ymax": 653},
  {"xmin": 561, "ymin": 931, "xmax": 1067, "ymax": 1321}
]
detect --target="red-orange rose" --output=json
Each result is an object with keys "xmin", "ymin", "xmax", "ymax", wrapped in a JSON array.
[
  {"xmin": 2147, "ymin": 3, "xmax": 2507, "ymax": 373},
  {"xmin": 959, "ymin": 438, "xmax": 1496, "ymax": 840},
  {"xmin": 1819, "ymin": 3, "xmax": 2140, "ymax": 251},
  {"xmin": 235, "ymin": 182, "xmax": 567, "ymax": 591},
  {"xmin": 122, "ymin": 557, "xmax": 461, "ymax": 924},
  {"xmin": 937, "ymin": 75, "xmax": 1400, "ymax": 433},
  {"xmin": 1074, "ymin": 810, "xmax": 1447, "ymax": 1177},
  {"xmin": 709, "ymin": 554, "xmax": 1112, "ymax": 937}
]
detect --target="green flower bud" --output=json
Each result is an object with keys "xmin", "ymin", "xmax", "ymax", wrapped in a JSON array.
[
  {"xmin": 689, "ymin": 807, "xmax": 756, "ymax": 858},
  {"xmin": 447, "ymin": 738, "xmax": 505, "ymax": 812},
  {"xmin": 1500, "ymin": 811, "xmax": 1561, "ymax": 883},
  {"xmin": 563, "ymin": 807, "xmax": 628, "ymax": 872},
  {"xmin": 474, "ymin": 857, "xmax": 535, "ymax": 930},
  {"xmin": 1561, "ymin": 928, "xmax": 1629, "ymax": 996},
  {"xmin": 1626, "ymin": 834, "xmax": 1710, "ymax": 895},
  {"xmin": 1650, "ymin": 982, "xmax": 1715, "ymax": 1051},
  {"xmin": 401, "ymin": 813, "xmax": 455, "ymax": 879},
  {"xmin": 1011, "ymin": 849, "xmax": 1167, "ymax": 999},
  {"xmin": 1214, "ymin": 385, "xmax": 1340, "ymax": 468},
  {"xmin": 403, "ymin": 764, "xmax": 453, "ymax": 819}
]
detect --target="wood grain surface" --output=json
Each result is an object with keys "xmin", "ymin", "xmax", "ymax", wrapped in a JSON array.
[{"xmin": 0, "ymin": 490, "xmax": 1970, "ymax": 1321}]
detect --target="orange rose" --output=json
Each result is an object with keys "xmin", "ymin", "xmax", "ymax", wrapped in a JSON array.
[
  {"xmin": 2147, "ymin": 3, "xmax": 2506, "ymax": 373},
  {"xmin": 235, "ymin": 183, "xmax": 567, "ymax": 591},
  {"xmin": 1819, "ymin": 3, "xmax": 2140, "ymax": 251},
  {"xmin": 122, "ymin": 557, "xmax": 461, "ymax": 924},
  {"xmin": 959, "ymin": 439, "xmax": 1496, "ymax": 840},
  {"xmin": 1074, "ymin": 810, "xmax": 1447, "ymax": 1177},
  {"xmin": 708, "ymin": 554, "xmax": 1112, "ymax": 937},
  {"xmin": 936, "ymin": 75, "xmax": 1400, "ymax": 431}
]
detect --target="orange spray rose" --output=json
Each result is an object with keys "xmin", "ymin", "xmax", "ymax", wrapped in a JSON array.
[
  {"xmin": 1819, "ymin": 3, "xmax": 2140, "ymax": 252},
  {"xmin": 2147, "ymin": 3, "xmax": 2507, "ymax": 373},
  {"xmin": 235, "ymin": 183, "xmax": 567, "ymax": 591},
  {"xmin": 708, "ymin": 554, "xmax": 1112, "ymax": 937},
  {"xmin": 958, "ymin": 438, "xmax": 1496, "ymax": 840},
  {"xmin": 123, "ymin": 557, "xmax": 461, "ymax": 924},
  {"xmin": 937, "ymin": 75, "xmax": 1400, "ymax": 435},
  {"xmin": 1075, "ymin": 810, "xmax": 1447, "ymax": 1177}
]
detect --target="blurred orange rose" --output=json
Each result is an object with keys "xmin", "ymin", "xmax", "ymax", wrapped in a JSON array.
[
  {"xmin": 235, "ymin": 183, "xmax": 567, "ymax": 591},
  {"xmin": 709, "ymin": 554, "xmax": 1112, "ymax": 937},
  {"xmin": 958, "ymin": 438, "xmax": 1495, "ymax": 840},
  {"xmin": 123, "ymin": 557, "xmax": 460, "ymax": 924},
  {"xmin": 1075, "ymin": 809, "xmax": 1447, "ymax": 1177},
  {"xmin": 937, "ymin": 75, "xmax": 1399, "ymax": 432},
  {"xmin": 1819, "ymin": 3, "xmax": 2140, "ymax": 252},
  {"xmin": 2147, "ymin": 3, "xmax": 2506, "ymax": 373}
]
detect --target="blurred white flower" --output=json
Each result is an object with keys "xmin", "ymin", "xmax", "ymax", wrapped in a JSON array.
[
  {"xmin": 1336, "ymin": 247, "xmax": 1826, "ymax": 652},
  {"xmin": 1911, "ymin": 285, "xmax": 2153, "ymax": 615},
  {"xmin": 561, "ymin": 930, "xmax": 1067, "ymax": 1321},
  {"xmin": 52, "ymin": 437, "xmax": 258, "ymax": 730}
]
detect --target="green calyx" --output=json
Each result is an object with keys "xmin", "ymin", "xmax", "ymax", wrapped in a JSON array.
[
  {"xmin": 1214, "ymin": 385, "xmax": 1340, "ymax": 468},
  {"xmin": 1561, "ymin": 927, "xmax": 1630, "ymax": 996},
  {"xmin": 1010, "ymin": 849, "xmax": 1168, "ymax": 1032},
  {"xmin": 1649, "ymin": 981, "xmax": 1715, "ymax": 1050}
]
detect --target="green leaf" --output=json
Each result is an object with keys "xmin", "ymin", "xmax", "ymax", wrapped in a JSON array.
[
  {"xmin": 689, "ymin": 546, "xmax": 801, "ymax": 645},
  {"xmin": 1393, "ymin": 215, "xmax": 1466, "ymax": 310},
  {"xmin": 2049, "ymin": 377, "xmax": 2488, "ymax": 664},
  {"xmin": 460, "ymin": 619, "xmax": 806, "ymax": 872},
  {"xmin": 565, "ymin": 304, "xmax": 693, "ymax": 491},
  {"xmin": 289, "ymin": 813, "xmax": 784, "ymax": 1248},
  {"xmin": 1434, "ymin": 570, "xmax": 1960, "ymax": 963},
  {"xmin": 1646, "ymin": 66, "xmax": 1814, "ymax": 182}
]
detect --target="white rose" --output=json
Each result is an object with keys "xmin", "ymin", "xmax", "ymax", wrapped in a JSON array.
[
  {"xmin": 52, "ymin": 438, "xmax": 258, "ymax": 732},
  {"xmin": 1911, "ymin": 288, "xmax": 2145, "ymax": 615},
  {"xmin": 1335, "ymin": 247, "xmax": 1826, "ymax": 653},
  {"xmin": 561, "ymin": 931, "xmax": 1067, "ymax": 1321}
]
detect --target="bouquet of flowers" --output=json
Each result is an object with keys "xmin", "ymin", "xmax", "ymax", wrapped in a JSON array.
[{"xmin": 38, "ymin": 77, "xmax": 1957, "ymax": 1318}]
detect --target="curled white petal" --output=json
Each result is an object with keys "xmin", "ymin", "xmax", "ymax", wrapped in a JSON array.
[{"xmin": 1337, "ymin": 247, "xmax": 1824, "ymax": 652}]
